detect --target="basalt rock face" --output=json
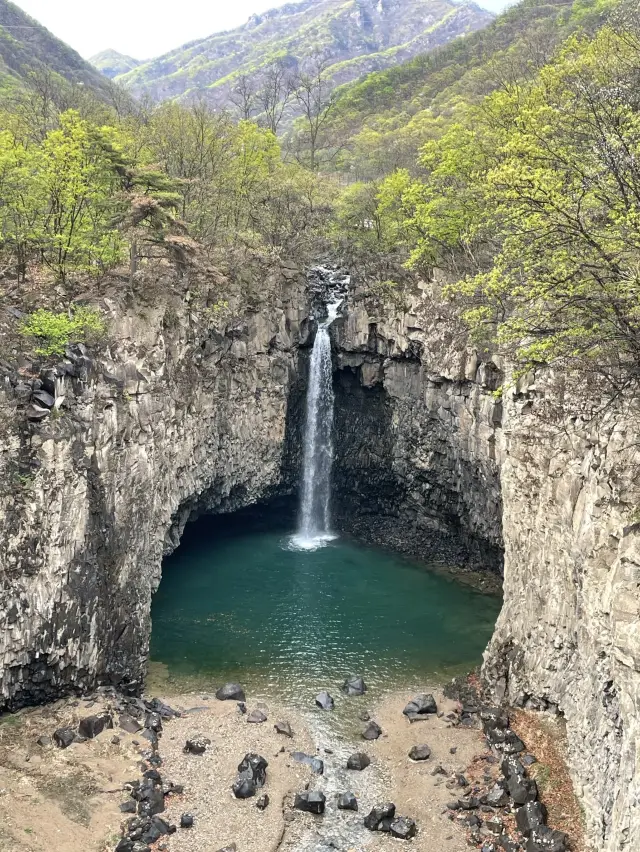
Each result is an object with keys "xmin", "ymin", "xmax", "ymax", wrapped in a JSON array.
[
  {"xmin": 332, "ymin": 279, "xmax": 504, "ymax": 569},
  {"xmin": 0, "ymin": 266, "xmax": 307, "ymax": 710},
  {"xmin": 483, "ymin": 371, "xmax": 640, "ymax": 852},
  {"xmin": 333, "ymin": 278, "xmax": 640, "ymax": 851}
]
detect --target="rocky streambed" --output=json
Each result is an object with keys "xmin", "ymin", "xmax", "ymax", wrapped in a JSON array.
[{"xmin": 0, "ymin": 677, "xmax": 584, "ymax": 852}]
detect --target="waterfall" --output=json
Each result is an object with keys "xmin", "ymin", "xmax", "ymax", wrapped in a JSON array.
[{"xmin": 291, "ymin": 299, "xmax": 342, "ymax": 550}]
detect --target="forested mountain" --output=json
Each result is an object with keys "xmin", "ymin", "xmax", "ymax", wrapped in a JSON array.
[
  {"xmin": 116, "ymin": 0, "xmax": 494, "ymax": 105},
  {"xmin": 90, "ymin": 49, "xmax": 141, "ymax": 79},
  {"xmin": 327, "ymin": 0, "xmax": 622, "ymax": 178},
  {"xmin": 0, "ymin": 0, "xmax": 113, "ymax": 96}
]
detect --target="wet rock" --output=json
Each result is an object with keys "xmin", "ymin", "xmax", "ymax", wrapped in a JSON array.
[
  {"xmin": 184, "ymin": 736, "xmax": 210, "ymax": 755},
  {"xmin": 483, "ymin": 782, "xmax": 509, "ymax": 808},
  {"xmin": 508, "ymin": 774, "xmax": 538, "ymax": 805},
  {"xmin": 516, "ymin": 801, "xmax": 548, "ymax": 836},
  {"xmin": 256, "ymin": 794, "xmax": 270, "ymax": 810},
  {"xmin": 364, "ymin": 802, "xmax": 396, "ymax": 830},
  {"xmin": 237, "ymin": 752, "xmax": 268, "ymax": 787},
  {"xmin": 232, "ymin": 778, "xmax": 256, "ymax": 799},
  {"xmin": 247, "ymin": 709, "xmax": 267, "ymax": 724},
  {"xmin": 315, "ymin": 691, "xmax": 334, "ymax": 710},
  {"xmin": 526, "ymin": 826, "xmax": 568, "ymax": 852},
  {"xmin": 362, "ymin": 721, "xmax": 382, "ymax": 740},
  {"xmin": 402, "ymin": 693, "xmax": 437, "ymax": 720},
  {"xmin": 53, "ymin": 727, "xmax": 76, "ymax": 749},
  {"xmin": 216, "ymin": 683, "xmax": 245, "ymax": 702},
  {"xmin": 337, "ymin": 792, "xmax": 358, "ymax": 811},
  {"xmin": 274, "ymin": 720, "xmax": 294, "ymax": 737},
  {"xmin": 346, "ymin": 752, "xmax": 370, "ymax": 770},
  {"xmin": 294, "ymin": 791, "xmax": 326, "ymax": 814},
  {"xmin": 342, "ymin": 675, "xmax": 367, "ymax": 696},
  {"xmin": 292, "ymin": 752, "xmax": 324, "ymax": 774},
  {"xmin": 78, "ymin": 712, "xmax": 113, "ymax": 739},
  {"xmin": 408, "ymin": 744, "xmax": 431, "ymax": 761},
  {"xmin": 390, "ymin": 816, "xmax": 417, "ymax": 839},
  {"xmin": 180, "ymin": 813, "xmax": 194, "ymax": 828}
]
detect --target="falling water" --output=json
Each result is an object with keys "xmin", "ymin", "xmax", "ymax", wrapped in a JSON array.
[{"xmin": 291, "ymin": 299, "xmax": 342, "ymax": 550}]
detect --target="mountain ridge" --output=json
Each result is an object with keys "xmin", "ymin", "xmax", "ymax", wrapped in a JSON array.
[{"xmin": 115, "ymin": 0, "xmax": 494, "ymax": 106}]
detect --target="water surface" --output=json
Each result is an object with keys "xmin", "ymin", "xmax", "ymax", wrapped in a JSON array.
[{"xmin": 150, "ymin": 509, "xmax": 501, "ymax": 704}]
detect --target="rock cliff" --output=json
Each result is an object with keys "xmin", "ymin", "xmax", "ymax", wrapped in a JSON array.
[
  {"xmin": 0, "ymin": 267, "xmax": 638, "ymax": 851},
  {"xmin": 0, "ymin": 265, "xmax": 308, "ymax": 708}
]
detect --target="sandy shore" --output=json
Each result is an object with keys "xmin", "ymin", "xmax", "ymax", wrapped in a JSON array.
[{"xmin": 0, "ymin": 685, "xmax": 582, "ymax": 852}]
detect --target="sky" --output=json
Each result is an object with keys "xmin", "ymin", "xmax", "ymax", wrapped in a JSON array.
[{"xmin": 8, "ymin": 0, "xmax": 513, "ymax": 61}]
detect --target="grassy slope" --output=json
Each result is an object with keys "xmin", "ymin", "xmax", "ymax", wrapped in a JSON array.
[
  {"xmin": 117, "ymin": 0, "xmax": 494, "ymax": 102},
  {"xmin": 89, "ymin": 49, "xmax": 141, "ymax": 79}
]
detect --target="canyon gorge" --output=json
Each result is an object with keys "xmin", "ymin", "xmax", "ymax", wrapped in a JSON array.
[{"xmin": 0, "ymin": 263, "xmax": 638, "ymax": 851}]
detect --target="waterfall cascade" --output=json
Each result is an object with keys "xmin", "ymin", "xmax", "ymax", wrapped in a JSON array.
[{"xmin": 291, "ymin": 297, "xmax": 343, "ymax": 550}]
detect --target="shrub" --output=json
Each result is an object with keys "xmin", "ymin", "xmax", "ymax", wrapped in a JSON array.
[{"xmin": 20, "ymin": 306, "xmax": 105, "ymax": 356}]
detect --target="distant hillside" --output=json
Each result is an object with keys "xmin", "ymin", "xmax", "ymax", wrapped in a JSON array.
[
  {"xmin": 90, "ymin": 48, "xmax": 141, "ymax": 79},
  {"xmin": 117, "ymin": 0, "xmax": 494, "ymax": 105},
  {"xmin": 0, "ymin": 0, "xmax": 113, "ymax": 95},
  {"xmin": 326, "ymin": 0, "xmax": 620, "ymax": 177}
]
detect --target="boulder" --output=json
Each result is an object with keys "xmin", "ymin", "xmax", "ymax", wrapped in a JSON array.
[
  {"xmin": 216, "ymin": 683, "xmax": 246, "ymax": 702},
  {"xmin": 362, "ymin": 721, "xmax": 382, "ymax": 740},
  {"xmin": 342, "ymin": 676, "xmax": 367, "ymax": 696},
  {"xmin": 53, "ymin": 727, "xmax": 76, "ymax": 749},
  {"xmin": 480, "ymin": 707, "xmax": 509, "ymax": 735},
  {"xmin": 247, "ymin": 709, "xmax": 267, "ymax": 724},
  {"xmin": 526, "ymin": 826, "xmax": 568, "ymax": 852},
  {"xmin": 256, "ymin": 794, "xmax": 270, "ymax": 810},
  {"xmin": 138, "ymin": 788, "xmax": 164, "ymax": 817},
  {"xmin": 294, "ymin": 791, "xmax": 326, "ymax": 814},
  {"xmin": 346, "ymin": 752, "xmax": 370, "ymax": 771},
  {"xmin": 457, "ymin": 797, "xmax": 479, "ymax": 810},
  {"xmin": 489, "ymin": 727, "xmax": 525, "ymax": 754},
  {"xmin": 516, "ymin": 802, "xmax": 548, "ymax": 836},
  {"xmin": 292, "ymin": 751, "xmax": 324, "ymax": 774},
  {"xmin": 120, "ymin": 800, "xmax": 137, "ymax": 814},
  {"xmin": 274, "ymin": 720, "xmax": 294, "ymax": 738},
  {"xmin": 115, "ymin": 841, "xmax": 134, "ymax": 852},
  {"xmin": 508, "ymin": 774, "xmax": 538, "ymax": 805},
  {"xmin": 484, "ymin": 782, "xmax": 509, "ymax": 808},
  {"xmin": 31, "ymin": 390, "xmax": 55, "ymax": 408},
  {"xmin": 78, "ymin": 712, "xmax": 113, "ymax": 739},
  {"xmin": 141, "ymin": 816, "xmax": 174, "ymax": 844},
  {"xmin": 337, "ymin": 792, "xmax": 358, "ymax": 811},
  {"xmin": 315, "ymin": 691, "xmax": 334, "ymax": 710},
  {"xmin": 501, "ymin": 755, "xmax": 526, "ymax": 781},
  {"xmin": 184, "ymin": 736, "xmax": 210, "ymax": 755},
  {"xmin": 144, "ymin": 712, "xmax": 163, "ymax": 732},
  {"xmin": 180, "ymin": 813, "xmax": 194, "ymax": 828},
  {"xmin": 408, "ymin": 744, "xmax": 431, "ymax": 761},
  {"xmin": 364, "ymin": 803, "xmax": 396, "ymax": 830},
  {"xmin": 25, "ymin": 404, "xmax": 50, "ymax": 421},
  {"xmin": 390, "ymin": 816, "xmax": 417, "ymax": 839},
  {"xmin": 119, "ymin": 714, "xmax": 143, "ymax": 734},
  {"xmin": 237, "ymin": 752, "xmax": 268, "ymax": 787},
  {"xmin": 232, "ymin": 778, "xmax": 256, "ymax": 799},
  {"xmin": 402, "ymin": 694, "xmax": 437, "ymax": 720}
]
